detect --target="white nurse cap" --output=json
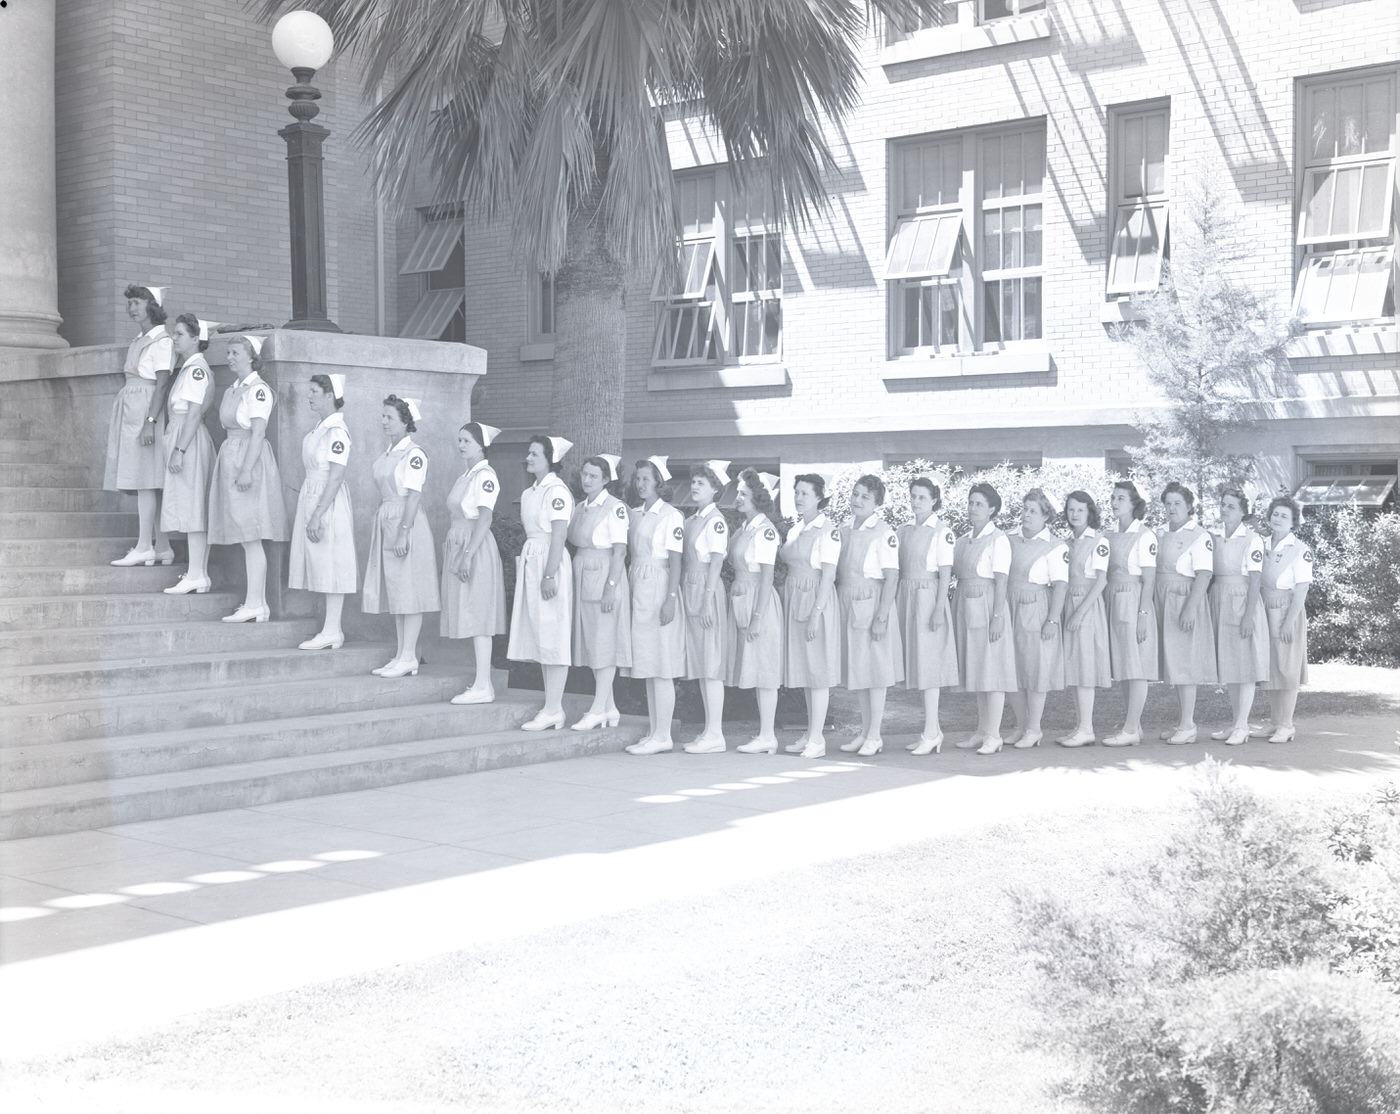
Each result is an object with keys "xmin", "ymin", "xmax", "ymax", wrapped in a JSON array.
[
  {"xmin": 327, "ymin": 373, "xmax": 346, "ymax": 399},
  {"xmin": 138, "ymin": 284, "xmax": 166, "ymax": 306},
  {"xmin": 546, "ymin": 435, "xmax": 573, "ymax": 462},
  {"xmin": 241, "ymin": 335, "xmax": 264, "ymax": 356},
  {"xmin": 705, "ymin": 459, "xmax": 731, "ymax": 486},
  {"xmin": 475, "ymin": 423, "xmax": 501, "ymax": 447},
  {"xmin": 757, "ymin": 472, "xmax": 780, "ymax": 499},
  {"xmin": 196, "ymin": 319, "xmax": 222, "ymax": 342},
  {"xmin": 596, "ymin": 453, "xmax": 621, "ymax": 482},
  {"xmin": 646, "ymin": 455, "xmax": 671, "ymax": 482},
  {"xmin": 403, "ymin": 397, "xmax": 423, "ymax": 423}
]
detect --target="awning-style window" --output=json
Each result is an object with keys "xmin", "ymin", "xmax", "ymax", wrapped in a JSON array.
[
  {"xmin": 400, "ymin": 288, "xmax": 465, "ymax": 339},
  {"xmin": 883, "ymin": 212, "xmax": 961, "ymax": 281},
  {"xmin": 400, "ymin": 219, "xmax": 464, "ymax": 275},
  {"xmin": 1293, "ymin": 474, "xmax": 1397, "ymax": 506}
]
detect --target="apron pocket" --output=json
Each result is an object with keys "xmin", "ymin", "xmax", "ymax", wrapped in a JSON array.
[
  {"xmin": 1110, "ymin": 586, "xmax": 1136, "ymax": 624},
  {"xmin": 1015, "ymin": 596, "xmax": 1046, "ymax": 632},
  {"xmin": 962, "ymin": 590, "xmax": 989, "ymax": 630},
  {"xmin": 580, "ymin": 563, "xmax": 608, "ymax": 603},
  {"xmin": 730, "ymin": 583, "xmax": 754, "ymax": 628},
  {"xmin": 848, "ymin": 592, "xmax": 876, "ymax": 631},
  {"xmin": 790, "ymin": 582, "xmax": 815, "ymax": 623}
]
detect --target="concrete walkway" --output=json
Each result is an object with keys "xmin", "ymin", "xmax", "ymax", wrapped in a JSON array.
[{"xmin": 1, "ymin": 706, "xmax": 1397, "ymax": 1061}]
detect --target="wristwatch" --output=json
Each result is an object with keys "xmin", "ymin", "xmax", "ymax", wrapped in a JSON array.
[
  {"xmin": 607, "ymin": 579, "xmax": 617, "ymax": 587},
  {"xmin": 145, "ymin": 416, "xmax": 157, "ymax": 425}
]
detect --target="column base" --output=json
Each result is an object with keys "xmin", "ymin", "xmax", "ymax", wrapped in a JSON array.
[
  {"xmin": 0, "ymin": 312, "xmax": 69, "ymax": 350},
  {"xmin": 282, "ymin": 317, "xmax": 343, "ymax": 333}
]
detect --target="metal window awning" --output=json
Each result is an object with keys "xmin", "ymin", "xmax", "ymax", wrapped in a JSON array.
[
  {"xmin": 883, "ymin": 213, "xmax": 961, "ymax": 281},
  {"xmin": 1293, "ymin": 475, "xmax": 1397, "ymax": 506},
  {"xmin": 400, "ymin": 288, "xmax": 465, "ymax": 339},
  {"xmin": 400, "ymin": 219, "xmax": 464, "ymax": 275}
]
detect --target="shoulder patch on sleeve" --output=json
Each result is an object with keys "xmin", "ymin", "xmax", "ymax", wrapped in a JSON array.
[
  {"xmin": 1148, "ymin": 541, "xmax": 1157, "ymax": 556},
  {"xmin": 1249, "ymin": 548, "xmax": 1262, "ymax": 564},
  {"xmin": 192, "ymin": 367, "xmax": 205, "ymax": 381},
  {"xmin": 408, "ymin": 453, "xmax": 424, "ymax": 470},
  {"xmin": 713, "ymin": 519, "xmax": 726, "ymax": 535},
  {"xmin": 254, "ymin": 388, "xmax": 267, "ymax": 402},
  {"xmin": 832, "ymin": 529, "xmax": 842, "ymax": 544},
  {"xmin": 1303, "ymin": 549, "xmax": 1313, "ymax": 563},
  {"xmin": 551, "ymin": 496, "xmax": 565, "ymax": 511},
  {"xmin": 482, "ymin": 478, "xmax": 495, "ymax": 493},
  {"xmin": 673, "ymin": 526, "xmax": 684, "ymax": 541},
  {"xmin": 1204, "ymin": 537, "xmax": 1213, "ymax": 551},
  {"xmin": 1096, "ymin": 542, "xmax": 1109, "ymax": 557},
  {"xmin": 1062, "ymin": 549, "xmax": 1071, "ymax": 562},
  {"xmin": 944, "ymin": 530, "xmax": 955, "ymax": 546},
  {"xmin": 615, "ymin": 504, "xmax": 627, "ymax": 520},
  {"xmin": 886, "ymin": 533, "xmax": 898, "ymax": 548},
  {"xmin": 763, "ymin": 527, "xmax": 776, "ymax": 542},
  {"xmin": 330, "ymin": 440, "xmax": 346, "ymax": 455}
]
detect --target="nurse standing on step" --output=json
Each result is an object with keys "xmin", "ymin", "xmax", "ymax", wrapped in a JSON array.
[
  {"xmin": 568, "ymin": 454, "xmax": 633, "ymax": 730},
  {"xmin": 1208, "ymin": 489, "xmax": 1268, "ymax": 745},
  {"xmin": 291, "ymin": 374, "xmax": 358, "ymax": 650},
  {"xmin": 362, "ymin": 395, "xmax": 439, "ymax": 676},
  {"xmin": 207, "ymin": 335, "xmax": 288, "ymax": 623},
  {"xmin": 508, "ymin": 435, "xmax": 575, "ymax": 731},
  {"xmin": 624, "ymin": 457, "xmax": 687, "ymax": 756},
  {"xmin": 1257, "ymin": 496, "xmax": 1312, "ymax": 744},
  {"xmin": 441, "ymin": 422, "xmax": 507, "ymax": 706},
  {"xmin": 1154, "ymin": 482, "xmax": 1216, "ymax": 744},
  {"xmin": 160, "ymin": 314, "xmax": 217, "ymax": 595},
  {"xmin": 952, "ymin": 483, "xmax": 1017, "ymax": 754},
  {"xmin": 1057, "ymin": 491, "xmax": 1112, "ymax": 747},
  {"xmin": 1005, "ymin": 488, "xmax": 1068, "ymax": 751},
  {"xmin": 728, "ymin": 470, "xmax": 785, "ymax": 754},
  {"xmin": 896, "ymin": 476, "xmax": 959, "ymax": 756},
  {"xmin": 680, "ymin": 461, "xmax": 733, "ymax": 753},
  {"xmin": 107, "ymin": 283, "xmax": 174, "ymax": 568}
]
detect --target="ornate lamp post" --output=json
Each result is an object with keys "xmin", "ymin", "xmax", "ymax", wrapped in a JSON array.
[{"xmin": 272, "ymin": 11, "xmax": 340, "ymax": 332}]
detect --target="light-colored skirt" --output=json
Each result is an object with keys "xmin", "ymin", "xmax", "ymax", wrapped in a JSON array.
[
  {"xmin": 159, "ymin": 415, "xmax": 212, "ymax": 533},
  {"xmin": 289, "ymin": 472, "xmax": 358, "ymax": 595},
  {"xmin": 571, "ymin": 547, "xmax": 631, "ymax": 669},
  {"xmin": 1262, "ymin": 586, "xmax": 1308, "ymax": 689},
  {"xmin": 1156, "ymin": 572, "xmax": 1217, "ymax": 685},
  {"xmin": 362, "ymin": 496, "xmax": 439, "ymax": 614},
  {"xmin": 682, "ymin": 567, "xmax": 730, "ymax": 681},
  {"xmin": 1106, "ymin": 576, "xmax": 1159, "ymax": 682},
  {"xmin": 440, "ymin": 527, "xmax": 506, "ymax": 639},
  {"xmin": 1010, "ymin": 584, "xmax": 1064, "ymax": 693},
  {"xmin": 839, "ymin": 577, "xmax": 903, "ymax": 690},
  {"xmin": 207, "ymin": 431, "xmax": 289, "ymax": 545},
  {"xmin": 1062, "ymin": 584, "xmax": 1111, "ymax": 689},
  {"xmin": 104, "ymin": 379, "xmax": 166, "ymax": 492},
  {"xmin": 1210, "ymin": 576, "xmax": 1268, "ymax": 685},
  {"xmin": 726, "ymin": 573, "xmax": 783, "ymax": 690},
  {"xmin": 897, "ymin": 576, "xmax": 960, "ymax": 691},
  {"xmin": 782, "ymin": 571, "xmax": 841, "ymax": 689},
  {"xmin": 953, "ymin": 579, "xmax": 1016, "ymax": 693},
  {"xmin": 507, "ymin": 537, "xmax": 572, "ymax": 666},
  {"xmin": 627, "ymin": 559, "xmax": 686, "ymax": 680}
]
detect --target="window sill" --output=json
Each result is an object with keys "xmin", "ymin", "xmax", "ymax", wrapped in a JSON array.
[
  {"xmin": 879, "ymin": 10, "xmax": 1051, "ymax": 66},
  {"xmin": 518, "ymin": 342, "xmax": 554, "ymax": 363},
  {"xmin": 1287, "ymin": 324, "xmax": 1398, "ymax": 359},
  {"xmin": 648, "ymin": 364, "xmax": 790, "ymax": 392},
  {"xmin": 1099, "ymin": 298, "xmax": 1147, "ymax": 323},
  {"xmin": 882, "ymin": 346, "xmax": 1051, "ymax": 382}
]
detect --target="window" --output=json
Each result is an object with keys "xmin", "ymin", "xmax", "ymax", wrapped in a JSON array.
[
  {"xmin": 886, "ymin": 1, "xmax": 956, "ymax": 42},
  {"xmin": 978, "ymin": 0, "xmax": 1045, "ymax": 20},
  {"xmin": 1107, "ymin": 102, "xmax": 1170, "ymax": 295},
  {"xmin": 1294, "ymin": 458, "xmax": 1397, "ymax": 508},
  {"xmin": 653, "ymin": 174, "xmax": 720, "ymax": 365},
  {"xmin": 887, "ymin": 124, "xmax": 1045, "ymax": 355},
  {"xmin": 1293, "ymin": 68, "xmax": 1398, "ymax": 325},
  {"xmin": 400, "ymin": 214, "xmax": 465, "ymax": 341},
  {"xmin": 668, "ymin": 459, "xmax": 780, "ymax": 510},
  {"xmin": 887, "ymin": 0, "xmax": 1044, "ymax": 41},
  {"xmin": 730, "ymin": 179, "xmax": 783, "ymax": 361},
  {"xmin": 528, "ymin": 272, "xmax": 555, "ymax": 344}
]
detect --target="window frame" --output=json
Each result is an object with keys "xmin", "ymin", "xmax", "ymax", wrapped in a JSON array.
[
  {"xmin": 527, "ymin": 272, "xmax": 555, "ymax": 345},
  {"xmin": 1106, "ymin": 100, "xmax": 1171, "ymax": 297},
  {"xmin": 400, "ymin": 212, "xmax": 466, "ymax": 342}
]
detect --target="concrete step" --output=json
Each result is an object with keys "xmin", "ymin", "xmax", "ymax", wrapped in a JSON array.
[
  {"xmin": 0, "ymin": 559, "xmax": 197, "ymax": 598},
  {"xmin": 3, "ymin": 675, "xmax": 513, "ymax": 789},
  {"xmin": 0, "ymin": 618, "xmax": 320, "ymax": 667},
  {"xmin": 0, "ymin": 486, "xmax": 133, "ymax": 512},
  {"xmin": 0, "ymin": 462, "xmax": 99, "ymax": 487},
  {"xmin": 0, "ymin": 418, "xmax": 42, "ymax": 438},
  {"xmin": 0, "ymin": 658, "xmax": 471, "ymax": 743},
  {"xmin": 0, "ymin": 590, "xmax": 243, "ymax": 632},
  {"xmin": 0, "ymin": 708, "xmax": 644, "ymax": 838},
  {"xmin": 0, "ymin": 644, "xmax": 395, "ymax": 707},
  {"xmin": 0, "ymin": 444, "xmax": 46, "ymax": 462},
  {"xmin": 0, "ymin": 510, "xmax": 138, "ymax": 538},
  {"xmin": 0, "ymin": 535, "xmax": 140, "ymax": 566}
]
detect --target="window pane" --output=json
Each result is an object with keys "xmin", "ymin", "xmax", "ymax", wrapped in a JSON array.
[
  {"xmin": 1023, "ymin": 277, "xmax": 1042, "ymax": 339},
  {"xmin": 1329, "ymin": 165, "xmax": 1360, "ymax": 234},
  {"xmin": 1004, "ymin": 133, "xmax": 1023, "ymax": 198},
  {"xmin": 1337, "ymin": 82, "xmax": 1365, "ymax": 157},
  {"xmin": 1358, "ymin": 164, "xmax": 1391, "ymax": 234},
  {"xmin": 1025, "ymin": 204, "xmax": 1043, "ymax": 267},
  {"xmin": 695, "ymin": 176, "xmax": 715, "ymax": 235},
  {"xmin": 982, "ymin": 136, "xmax": 1002, "ymax": 200},
  {"xmin": 1308, "ymin": 85, "xmax": 1335, "ymax": 161},
  {"xmin": 1145, "ymin": 112, "xmax": 1167, "ymax": 196},
  {"xmin": 984, "ymin": 281, "xmax": 1002, "ymax": 343},
  {"xmin": 903, "ymin": 284, "xmax": 925, "ymax": 349},
  {"xmin": 1003, "ymin": 278, "xmax": 1020, "ymax": 340},
  {"xmin": 983, "ymin": 208, "xmax": 1001, "ymax": 266},
  {"xmin": 1303, "ymin": 169, "xmax": 1337, "ymax": 239},
  {"xmin": 1363, "ymin": 78, "xmax": 1395, "ymax": 155},
  {"xmin": 938, "ymin": 285, "xmax": 958, "ymax": 347},
  {"xmin": 1123, "ymin": 115, "xmax": 1145, "ymax": 198},
  {"xmin": 766, "ymin": 237, "xmax": 782, "ymax": 291},
  {"xmin": 760, "ymin": 300, "xmax": 781, "ymax": 356},
  {"xmin": 1024, "ymin": 133, "xmax": 1044, "ymax": 194},
  {"xmin": 734, "ymin": 239, "xmax": 752, "ymax": 294},
  {"xmin": 1004, "ymin": 207, "xmax": 1022, "ymax": 268},
  {"xmin": 982, "ymin": 0, "xmax": 1014, "ymax": 19},
  {"xmin": 901, "ymin": 154, "xmax": 922, "ymax": 212}
]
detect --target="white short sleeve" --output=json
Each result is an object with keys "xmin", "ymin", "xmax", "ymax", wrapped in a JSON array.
[
  {"xmin": 752, "ymin": 520, "xmax": 779, "ymax": 567},
  {"xmin": 325, "ymin": 428, "xmax": 351, "ymax": 467},
  {"xmin": 1129, "ymin": 529, "xmax": 1157, "ymax": 575},
  {"xmin": 878, "ymin": 528, "xmax": 900, "ymax": 572},
  {"xmin": 696, "ymin": 512, "xmax": 729, "ymax": 561},
  {"xmin": 1088, "ymin": 536, "xmax": 1110, "ymax": 577},
  {"xmin": 468, "ymin": 467, "xmax": 500, "ymax": 513},
  {"xmin": 544, "ymin": 485, "xmax": 572, "ymax": 524},
  {"xmin": 814, "ymin": 524, "xmax": 842, "ymax": 568},
  {"xmin": 662, "ymin": 507, "xmax": 684, "ymax": 554},
  {"xmin": 990, "ymin": 533, "xmax": 1012, "ymax": 576},
  {"xmin": 139, "ymin": 335, "xmax": 173, "ymax": 380},
  {"xmin": 926, "ymin": 523, "xmax": 957, "ymax": 573},
  {"xmin": 1243, "ymin": 537, "xmax": 1264, "ymax": 575},
  {"xmin": 1290, "ymin": 543, "xmax": 1315, "ymax": 586},
  {"xmin": 244, "ymin": 381, "xmax": 274, "ymax": 423},
  {"xmin": 1185, "ymin": 530, "xmax": 1213, "ymax": 575},
  {"xmin": 599, "ymin": 500, "xmax": 630, "ymax": 547},
  {"xmin": 399, "ymin": 446, "xmax": 427, "ymax": 493},
  {"xmin": 1048, "ymin": 543, "xmax": 1070, "ymax": 584},
  {"xmin": 170, "ymin": 363, "xmax": 209, "ymax": 407}
]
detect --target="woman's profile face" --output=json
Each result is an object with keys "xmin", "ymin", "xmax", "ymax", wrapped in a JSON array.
[
  {"xmin": 307, "ymin": 382, "xmax": 332, "ymax": 417},
  {"xmin": 794, "ymin": 481, "xmax": 817, "ymax": 517},
  {"xmin": 380, "ymin": 404, "xmax": 406, "ymax": 438},
  {"xmin": 635, "ymin": 466, "xmax": 658, "ymax": 503},
  {"xmin": 1110, "ymin": 487, "xmax": 1134, "ymax": 521},
  {"xmin": 171, "ymin": 323, "xmax": 198, "ymax": 360},
  {"xmin": 457, "ymin": 428, "xmax": 483, "ymax": 461},
  {"xmin": 580, "ymin": 463, "xmax": 605, "ymax": 496},
  {"xmin": 735, "ymin": 480, "xmax": 755, "ymax": 516},
  {"xmin": 524, "ymin": 442, "xmax": 548, "ymax": 476},
  {"xmin": 227, "ymin": 341, "xmax": 252, "ymax": 377},
  {"xmin": 968, "ymin": 492, "xmax": 993, "ymax": 529},
  {"xmin": 127, "ymin": 297, "xmax": 151, "ymax": 326}
]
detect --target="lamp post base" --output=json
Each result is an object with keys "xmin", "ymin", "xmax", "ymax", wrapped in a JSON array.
[{"xmin": 282, "ymin": 317, "xmax": 342, "ymax": 332}]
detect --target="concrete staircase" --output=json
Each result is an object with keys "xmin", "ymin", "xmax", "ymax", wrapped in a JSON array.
[{"xmin": 0, "ymin": 419, "xmax": 641, "ymax": 839}]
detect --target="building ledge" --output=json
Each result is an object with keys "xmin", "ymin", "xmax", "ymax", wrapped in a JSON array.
[
  {"xmin": 518, "ymin": 342, "xmax": 554, "ymax": 363},
  {"xmin": 882, "ymin": 346, "xmax": 1051, "ymax": 382},
  {"xmin": 1287, "ymin": 325, "xmax": 1398, "ymax": 360},
  {"xmin": 647, "ymin": 364, "xmax": 789, "ymax": 392},
  {"xmin": 1099, "ymin": 298, "xmax": 1147, "ymax": 324},
  {"xmin": 879, "ymin": 10, "xmax": 1051, "ymax": 66}
]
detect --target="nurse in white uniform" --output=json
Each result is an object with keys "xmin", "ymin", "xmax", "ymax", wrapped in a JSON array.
[
  {"xmin": 1208, "ymin": 489, "xmax": 1268, "ymax": 745},
  {"xmin": 1005, "ymin": 488, "xmax": 1068, "ymax": 750},
  {"xmin": 291, "ymin": 374, "xmax": 358, "ymax": 649},
  {"xmin": 508, "ymin": 435, "xmax": 575, "ymax": 731},
  {"xmin": 1256, "ymin": 497, "xmax": 1312, "ymax": 743},
  {"xmin": 780, "ymin": 474, "xmax": 842, "ymax": 760},
  {"xmin": 568, "ymin": 453, "xmax": 633, "ymax": 730},
  {"xmin": 1058, "ymin": 491, "xmax": 1112, "ymax": 747},
  {"xmin": 624, "ymin": 457, "xmax": 687, "ymax": 756},
  {"xmin": 681, "ymin": 461, "xmax": 734, "ymax": 753},
  {"xmin": 160, "ymin": 314, "xmax": 217, "ymax": 594},
  {"xmin": 1103, "ymin": 481, "xmax": 1158, "ymax": 747},
  {"xmin": 107, "ymin": 283, "xmax": 174, "ymax": 568},
  {"xmin": 952, "ymin": 483, "xmax": 1017, "ymax": 754},
  {"xmin": 1154, "ymin": 482, "xmax": 1216, "ymax": 744},
  {"xmin": 896, "ymin": 477, "xmax": 959, "ymax": 756},
  {"xmin": 728, "ymin": 470, "xmax": 785, "ymax": 754}
]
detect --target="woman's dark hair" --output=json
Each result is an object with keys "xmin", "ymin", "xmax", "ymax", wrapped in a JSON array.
[
  {"xmin": 969, "ymin": 481, "xmax": 1002, "ymax": 517},
  {"xmin": 738, "ymin": 468, "xmax": 777, "ymax": 521},
  {"xmin": 908, "ymin": 476, "xmax": 942, "ymax": 512},
  {"xmin": 854, "ymin": 473, "xmax": 887, "ymax": 506},
  {"xmin": 459, "ymin": 421, "xmax": 492, "ymax": 450},
  {"xmin": 628, "ymin": 459, "xmax": 670, "ymax": 507},
  {"xmin": 1266, "ymin": 496, "xmax": 1302, "ymax": 530},
  {"xmin": 124, "ymin": 284, "xmax": 167, "ymax": 325},
  {"xmin": 1022, "ymin": 487, "xmax": 1056, "ymax": 523},
  {"xmin": 1064, "ymin": 490, "xmax": 1101, "ymax": 530},
  {"xmin": 1113, "ymin": 480, "xmax": 1148, "ymax": 521},
  {"xmin": 1220, "ymin": 487, "xmax": 1250, "ymax": 518},
  {"xmin": 794, "ymin": 473, "xmax": 830, "ymax": 511},
  {"xmin": 173, "ymin": 312, "xmax": 208, "ymax": 353},
  {"xmin": 689, "ymin": 463, "xmax": 725, "ymax": 503},
  {"xmin": 582, "ymin": 455, "xmax": 623, "ymax": 499},
  {"xmin": 384, "ymin": 394, "xmax": 417, "ymax": 433},
  {"xmin": 527, "ymin": 432, "xmax": 562, "ymax": 472},
  {"xmin": 1161, "ymin": 481, "xmax": 1196, "ymax": 513},
  {"xmin": 310, "ymin": 374, "xmax": 344, "ymax": 409}
]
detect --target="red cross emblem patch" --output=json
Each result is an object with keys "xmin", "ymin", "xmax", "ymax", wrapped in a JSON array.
[
  {"xmin": 331, "ymin": 440, "xmax": 345, "ymax": 455},
  {"xmin": 254, "ymin": 388, "xmax": 267, "ymax": 402},
  {"xmin": 409, "ymin": 454, "xmax": 423, "ymax": 470},
  {"xmin": 552, "ymin": 497, "xmax": 565, "ymax": 511},
  {"xmin": 483, "ymin": 479, "xmax": 495, "ymax": 493},
  {"xmin": 192, "ymin": 368, "xmax": 205, "ymax": 381}
]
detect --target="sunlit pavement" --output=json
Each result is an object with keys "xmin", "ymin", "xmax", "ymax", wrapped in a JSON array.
[{"xmin": 2, "ymin": 717, "xmax": 1397, "ymax": 1059}]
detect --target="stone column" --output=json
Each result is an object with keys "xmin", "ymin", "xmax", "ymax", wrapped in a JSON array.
[{"xmin": 0, "ymin": 0, "xmax": 67, "ymax": 349}]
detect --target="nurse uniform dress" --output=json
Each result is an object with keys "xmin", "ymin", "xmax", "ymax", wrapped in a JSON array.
[
  {"xmin": 1209, "ymin": 523, "xmax": 1268, "ymax": 685},
  {"xmin": 1106, "ymin": 520, "xmax": 1159, "ymax": 682},
  {"xmin": 681, "ymin": 502, "xmax": 732, "ymax": 681},
  {"xmin": 627, "ymin": 497, "xmax": 686, "ymax": 680},
  {"xmin": 836, "ymin": 516, "xmax": 904, "ymax": 690},
  {"xmin": 288, "ymin": 412, "xmax": 358, "ymax": 595},
  {"xmin": 159, "ymin": 352, "xmax": 214, "ymax": 533},
  {"xmin": 1154, "ymin": 519, "xmax": 1217, "ymax": 685},
  {"xmin": 952, "ymin": 522, "xmax": 1017, "ymax": 693},
  {"xmin": 207, "ymin": 371, "xmax": 289, "ymax": 545},
  {"xmin": 725, "ymin": 513, "xmax": 785, "ymax": 691},
  {"xmin": 104, "ymin": 324, "xmax": 171, "ymax": 493},
  {"xmin": 568, "ymin": 490, "xmax": 633, "ymax": 669},
  {"xmin": 440, "ymin": 459, "xmax": 507, "ymax": 639},
  {"xmin": 1261, "ymin": 532, "xmax": 1312, "ymax": 689},
  {"xmin": 1007, "ymin": 528, "xmax": 1068, "ymax": 693},
  {"xmin": 362, "ymin": 437, "xmax": 439, "ymax": 616},
  {"xmin": 896, "ymin": 515, "xmax": 960, "ymax": 691},
  {"xmin": 779, "ymin": 513, "xmax": 842, "ymax": 690},
  {"xmin": 1062, "ymin": 529, "xmax": 1112, "ymax": 689},
  {"xmin": 507, "ymin": 471, "xmax": 574, "ymax": 666}
]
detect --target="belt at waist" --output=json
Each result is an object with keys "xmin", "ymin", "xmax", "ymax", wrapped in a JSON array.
[
  {"xmin": 902, "ymin": 575, "xmax": 938, "ymax": 588},
  {"xmin": 1106, "ymin": 572, "xmax": 1141, "ymax": 585},
  {"xmin": 1261, "ymin": 586, "xmax": 1293, "ymax": 605},
  {"xmin": 1213, "ymin": 574, "xmax": 1249, "ymax": 584},
  {"xmin": 1157, "ymin": 570, "xmax": 1196, "ymax": 590}
]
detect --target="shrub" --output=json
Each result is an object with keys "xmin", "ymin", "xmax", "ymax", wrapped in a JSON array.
[
  {"xmin": 1303, "ymin": 507, "xmax": 1400, "ymax": 666},
  {"xmin": 1325, "ymin": 785, "xmax": 1400, "ymax": 989}
]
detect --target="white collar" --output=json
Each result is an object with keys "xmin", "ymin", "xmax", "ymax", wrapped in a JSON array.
[
  {"xmin": 1221, "ymin": 522, "xmax": 1249, "ymax": 540},
  {"xmin": 973, "ymin": 520, "xmax": 998, "ymax": 539},
  {"xmin": 466, "ymin": 458, "xmax": 491, "ymax": 477},
  {"xmin": 791, "ymin": 511, "xmax": 826, "ymax": 536},
  {"xmin": 1270, "ymin": 531, "xmax": 1297, "ymax": 549},
  {"xmin": 315, "ymin": 412, "xmax": 346, "ymax": 431},
  {"xmin": 1168, "ymin": 515, "xmax": 1198, "ymax": 532},
  {"xmin": 644, "ymin": 497, "xmax": 668, "ymax": 515},
  {"xmin": 142, "ymin": 324, "xmax": 165, "ymax": 339},
  {"xmin": 1074, "ymin": 527, "xmax": 1098, "ymax": 540},
  {"xmin": 745, "ymin": 513, "xmax": 771, "ymax": 533},
  {"xmin": 1024, "ymin": 526, "xmax": 1054, "ymax": 542},
  {"xmin": 389, "ymin": 436, "xmax": 412, "ymax": 454},
  {"xmin": 585, "ymin": 490, "xmax": 608, "ymax": 509},
  {"xmin": 856, "ymin": 514, "xmax": 882, "ymax": 531},
  {"xmin": 917, "ymin": 513, "xmax": 942, "ymax": 530},
  {"xmin": 236, "ymin": 371, "xmax": 260, "ymax": 388},
  {"xmin": 1121, "ymin": 518, "xmax": 1145, "ymax": 534},
  {"xmin": 532, "ymin": 470, "xmax": 561, "ymax": 490},
  {"xmin": 697, "ymin": 502, "xmax": 718, "ymax": 518}
]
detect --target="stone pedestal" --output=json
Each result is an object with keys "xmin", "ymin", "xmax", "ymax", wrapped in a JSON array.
[{"xmin": 0, "ymin": 0, "xmax": 67, "ymax": 349}]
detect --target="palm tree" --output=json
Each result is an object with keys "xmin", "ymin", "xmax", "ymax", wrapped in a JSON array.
[{"xmin": 259, "ymin": 0, "xmax": 936, "ymax": 462}]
